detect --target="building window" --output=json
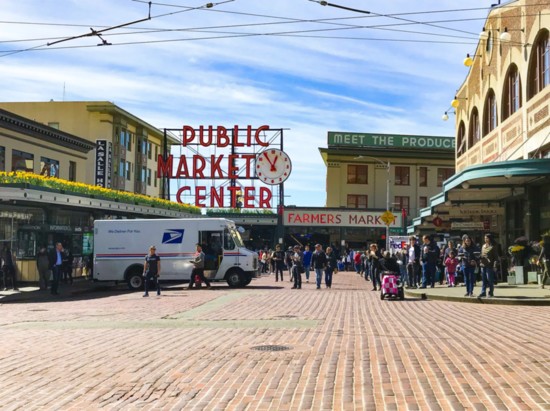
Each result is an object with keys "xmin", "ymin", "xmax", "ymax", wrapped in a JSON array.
[
  {"xmin": 12, "ymin": 150, "xmax": 34, "ymax": 172},
  {"xmin": 483, "ymin": 89, "xmax": 498, "ymax": 137},
  {"xmin": 394, "ymin": 196, "xmax": 409, "ymax": 214},
  {"xmin": 437, "ymin": 168, "xmax": 454, "ymax": 187},
  {"xmin": 419, "ymin": 196, "xmax": 428, "ymax": 209},
  {"xmin": 69, "ymin": 161, "xmax": 76, "ymax": 181},
  {"xmin": 154, "ymin": 144, "xmax": 158, "ymax": 159},
  {"xmin": 154, "ymin": 170, "xmax": 158, "ymax": 187},
  {"xmin": 347, "ymin": 165, "xmax": 368, "ymax": 184},
  {"xmin": 119, "ymin": 129, "xmax": 132, "ymax": 151},
  {"xmin": 419, "ymin": 167, "xmax": 428, "ymax": 187},
  {"xmin": 502, "ymin": 64, "xmax": 522, "ymax": 121},
  {"xmin": 118, "ymin": 160, "xmax": 125, "ymax": 177},
  {"xmin": 148, "ymin": 142, "xmax": 153, "ymax": 160},
  {"xmin": 394, "ymin": 166, "xmax": 410, "ymax": 186},
  {"xmin": 40, "ymin": 157, "xmax": 60, "ymax": 177},
  {"xmin": 126, "ymin": 162, "xmax": 131, "ymax": 180},
  {"xmin": 528, "ymin": 29, "xmax": 550, "ymax": 100},
  {"xmin": 48, "ymin": 122, "xmax": 59, "ymax": 129},
  {"xmin": 468, "ymin": 108, "xmax": 480, "ymax": 149},
  {"xmin": 347, "ymin": 194, "xmax": 367, "ymax": 209},
  {"xmin": 147, "ymin": 168, "xmax": 152, "ymax": 186},
  {"xmin": 140, "ymin": 166, "xmax": 146, "ymax": 183},
  {"xmin": 0, "ymin": 146, "xmax": 5, "ymax": 171},
  {"xmin": 457, "ymin": 121, "xmax": 466, "ymax": 157}
]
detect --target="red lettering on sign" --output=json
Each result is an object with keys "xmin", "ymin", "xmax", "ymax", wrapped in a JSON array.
[
  {"xmin": 335, "ymin": 215, "xmax": 342, "ymax": 224},
  {"xmin": 242, "ymin": 154, "xmax": 256, "ymax": 178},
  {"xmin": 195, "ymin": 186, "xmax": 206, "ymax": 207},
  {"xmin": 227, "ymin": 155, "xmax": 239, "ymax": 179},
  {"xmin": 259, "ymin": 187, "xmax": 272, "ymax": 208},
  {"xmin": 327, "ymin": 214, "xmax": 334, "ymax": 224},
  {"xmin": 210, "ymin": 187, "xmax": 224, "ymax": 208},
  {"xmin": 175, "ymin": 186, "xmax": 191, "ymax": 203},
  {"xmin": 158, "ymin": 154, "xmax": 173, "ymax": 178},
  {"xmin": 192, "ymin": 155, "xmax": 206, "ymax": 178},
  {"xmin": 244, "ymin": 187, "xmax": 255, "ymax": 208},
  {"xmin": 199, "ymin": 125, "xmax": 213, "ymax": 146},
  {"xmin": 176, "ymin": 155, "xmax": 189, "ymax": 178},
  {"xmin": 255, "ymin": 125, "xmax": 270, "ymax": 147},
  {"xmin": 182, "ymin": 126, "xmax": 195, "ymax": 146},
  {"xmin": 210, "ymin": 155, "xmax": 224, "ymax": 178},
  {"xmin": 217, "ymin": 126, "xmax": 229, "ymax": 147}
]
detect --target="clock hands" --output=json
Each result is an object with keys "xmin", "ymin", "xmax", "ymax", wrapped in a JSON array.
[{"xmin": 264, "ymin": 152, "xmax": 277, "ymax": 172}]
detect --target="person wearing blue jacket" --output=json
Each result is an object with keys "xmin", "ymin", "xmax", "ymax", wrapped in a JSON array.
[
  {"xmin": 302, "ymin": 245, "xmax": 313, "ymax": 283},
  {"xmin": 419, "ymin": 235, "xmax": 440, "ymax": 289}
]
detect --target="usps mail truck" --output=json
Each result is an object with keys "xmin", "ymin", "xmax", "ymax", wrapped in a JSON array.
[{"xmin": 93, "ymin": 218, "xmax": 258, "ymax": 289}]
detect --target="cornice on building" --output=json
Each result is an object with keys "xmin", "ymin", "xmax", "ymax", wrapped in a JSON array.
[{"xmin": 0, "ymin": 108, "xmax": 95, "ymax": 153}]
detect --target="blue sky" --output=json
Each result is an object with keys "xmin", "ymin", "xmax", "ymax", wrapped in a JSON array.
[{"xmin": 0, "ymin": 0, "xmax": 494, "ymax": 208}]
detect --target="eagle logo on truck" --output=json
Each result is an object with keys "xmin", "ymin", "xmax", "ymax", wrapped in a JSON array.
[{"xmin": 162, "ymin": 229, "xmax": 185, "ymax": 244}]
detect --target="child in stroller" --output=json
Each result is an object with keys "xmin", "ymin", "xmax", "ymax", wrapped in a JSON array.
[{"xmin": 379, "ymin": 251, "xmax": 405, "ymax": 300}]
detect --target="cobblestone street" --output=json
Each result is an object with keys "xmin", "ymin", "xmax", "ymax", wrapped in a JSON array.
[{"xmin": 1, "ymin": 271, "xmax": 549, "ymax": 410}]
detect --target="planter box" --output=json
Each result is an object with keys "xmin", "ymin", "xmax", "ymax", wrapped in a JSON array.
[
  {"xmin": 507, "ymin": 275, "xmax": 516, "ymax": 285},
  {"xmin": 514, "ymin": 266, "xmax": 525, "ymax": 285},
  {"xmin": 528, "ymin": 271, "xmax": 539, "ymax": 284}
]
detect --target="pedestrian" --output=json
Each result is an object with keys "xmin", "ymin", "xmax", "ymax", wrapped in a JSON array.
[
  {"xmin": 380, "ymin": 251, "xmax": 400, "ymax": 274},
  {"xmin": 419, "ymin": 235, "xmax": 439, "ymax": 289},
  {"xmin": 325, "ymin": 246, "xmax": 337, "ymax": 288},
  {"xmin": 442, "ymin": 240, "xmax": 457, "ymax": 285},
  {"xmin": 303, "ymin": 245, "xmax": 313, "ymax": 283},
  {"xmin": 36, "ymin": 246, "xmax": 50, "ymax": 291},
  {"xmin": 361, "ymin": 249, "xmax": 369, "ymax": 279},
  {"xmin": 143, "ymin": 245, "xmax": 161, "ymax": 297},
  {"xmin": 291, "ymin": 245, "xmax": 304, "ymax": 289},
  {"xmin": 407, "ymin": 236, "xmax": 421, "ymax": 288},
  {"xmin": 396, "ymin": 250, "xmax": 408, "ymax": 285},
  {"xmin": 458, "ymin": 234, "xmax": 479, "ymax": 297},
  {"xmin": 189, "ymin": 243, "xmax": 210, "ymax": 290},
  {"xmin": 1, "ymin": 244, "xmax": 17, "ymax": 291},
  {"xmin": 354, "ymin": 250, "xmax": 362, "ymax": 274},
  {"xmin": 538, "ymin": 235, "xmax": 550, "ymax": 289},
  {"xmin": 62, "ymin": 247, "xmax": 74, "ymax": 285},
  {"xmin": 444, "ymin": 251, "xmax": 459, "ymax": 287},
  {"xmin": 368, "ymin": 243, "xmax": 382, "ymax": 291},
  {"xmin": 285, "ymin": 246, "xmax": 294, "ymax": 282},
  {"xmin": 311, "ymin": 244, "xmax": 327, "ymax": 289},
  {"xmin": 272, "ymin": 244, "xmax": 285, "ymax": 282},
  {"xmin": 478, "ymin": 233, "xmax": 500, "ymax": 298},
  {"xmin": 48, "ymin": 242, "xmax": 64, "ymax": 295}
]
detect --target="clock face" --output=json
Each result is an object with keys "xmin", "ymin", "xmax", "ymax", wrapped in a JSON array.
[{"xmin": 256, "ymin": 149, "xmax": 292, "ymax": 185}]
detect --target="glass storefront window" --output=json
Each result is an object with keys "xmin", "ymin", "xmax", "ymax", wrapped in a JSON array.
[
  {"xmin": 40, "ymin": 157, "xmax": 60, "ymax": 177},
  {"xmin": 0, "ymin": 146, "xmax": 5, "ymax": 171},
  {"xmin": 12, "ymin": 149, "xmax": 34, "ymax": 172}
]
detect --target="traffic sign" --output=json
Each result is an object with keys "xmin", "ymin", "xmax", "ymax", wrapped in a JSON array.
[{"xmin": 380, "ymin": 210, "xmax": 396, "ymax": 226}]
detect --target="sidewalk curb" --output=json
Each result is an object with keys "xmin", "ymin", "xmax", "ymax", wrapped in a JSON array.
[{"xmin": 404, "ymin": 291, "xmax": 550, "ymax": 306}]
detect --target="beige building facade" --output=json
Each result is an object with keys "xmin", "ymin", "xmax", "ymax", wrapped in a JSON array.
[
  {"xmin": 411, "ymin": 0, "xmax": 550, "ymax": 260},
  {"xmin": 0, "ymin": 101, "xmax": 177, "ymax": 199},
  {"xmin": 320, "ymin": 132, "xmax": 455, "ymax": 223}
]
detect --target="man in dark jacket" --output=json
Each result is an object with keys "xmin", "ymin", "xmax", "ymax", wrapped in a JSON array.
[
  {"xmin": 406, "ymin": 236, "xmax": 421, "ymax": 288},
  {"xmin": 311, "ymin": 244, "xmax": 327, "ymax": 289},
  {"xmin": 271, "ymin": 244, "xmax": 286, "ymax": 282},
  {"xmin": 48, "ymin": 242, "xmax": 64, "ymax": 295},
  {"xmin": 2, "ymin": 245, "xmax": 17, "ymax": 291},
  {"xmin": 420, "ymin": 235, "xmax": 440, "ymax": 289}
]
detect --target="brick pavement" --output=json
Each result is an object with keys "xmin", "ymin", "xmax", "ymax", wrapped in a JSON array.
[{"xmin": 0, "ymin": 271, "xmax": 549, "ymax": 410}]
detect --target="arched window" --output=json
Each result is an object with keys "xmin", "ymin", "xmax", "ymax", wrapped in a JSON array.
[
  {"xmin": 527, "ymin": 29, "xmax": 550, "ymax": 100},
  {"xmin": 502, "ymin": 64, "xmax": 522, "ymax": 121},
  {"xmin": 456, "ymin": 121, "xmax": 466, "ymax": 157},
  {"xmin": 468, "ymin": 108, "xmax": 480, "ymax": 149},
  {"xmin": 482, "ymin": 89, "xmax": 498, "ymax": 137}
]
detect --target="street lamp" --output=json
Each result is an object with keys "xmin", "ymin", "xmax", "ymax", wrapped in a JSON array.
[{"xmin": 355, "ymin": 155, "xmax": 391, "ymax": 252}]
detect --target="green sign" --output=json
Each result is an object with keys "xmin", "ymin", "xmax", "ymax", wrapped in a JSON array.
[{"xmin": 328, "ymin": 132, "xmax": 454, "ymax": 150}]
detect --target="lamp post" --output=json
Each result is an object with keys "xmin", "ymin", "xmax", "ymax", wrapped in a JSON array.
[{"xmin": 355, "ymin": 156, "xmax": 391, "ymax": 252}]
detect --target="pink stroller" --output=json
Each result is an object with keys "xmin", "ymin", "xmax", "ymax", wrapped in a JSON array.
[{"xmin": 380, "ymin": 271, "xmax": 405, "ymax": 300}]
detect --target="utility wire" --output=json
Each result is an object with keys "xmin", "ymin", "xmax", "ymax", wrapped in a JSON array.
[{"xmin": 0, "ymin": 3, "xmax": 539, "ymax": 55}]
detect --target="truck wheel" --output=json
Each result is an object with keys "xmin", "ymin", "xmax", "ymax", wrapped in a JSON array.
[
  {"xmin": 226, "ymin": 269, "xmax": 244, "ymax": 288},
  {"xmin": 242, "ymin": 278, "xmax": 252, "ymax": 286},
  {"xmin": 127, "ymin": 271, "xmax": 144, "ymax": 290}
]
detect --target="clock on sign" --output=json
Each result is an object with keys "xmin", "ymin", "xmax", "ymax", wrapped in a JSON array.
[{"xmin": 256, "ymin": 149, "xmax": 292, "ymax": 185}]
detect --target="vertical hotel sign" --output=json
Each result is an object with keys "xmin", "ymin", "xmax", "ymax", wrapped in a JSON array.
[{"xmin": 95, "ymin": 140, "xmax": 112, "ymax": 188}]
